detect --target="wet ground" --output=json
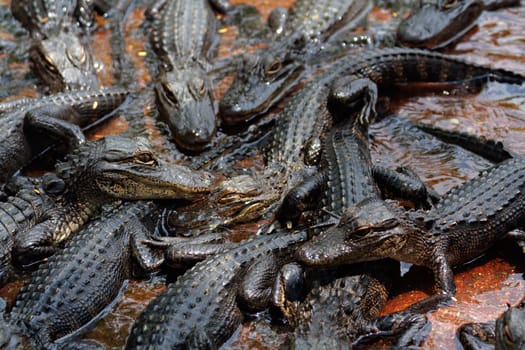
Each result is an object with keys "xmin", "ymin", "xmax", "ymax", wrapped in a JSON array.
[{"xmin": 0, "ymin": 0, "xmax": 524, "ymax": 349}]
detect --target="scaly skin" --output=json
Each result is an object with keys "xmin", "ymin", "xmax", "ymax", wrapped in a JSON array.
[
  {"xmin": 11, "ymin": 135, "xmax": 215, "ymax": 268},
  {"xmin": 219, "ymin": 0, "xmax": 372, "ymax": 124},
  {"xmin": 11, "ymin": 0, "xmax": 106, "ymax": 91},
  {"xmin": 149, "ymin": 0, "xmax": 227, "ymax": 152},
  {"xmin": 125, "ymin": 230, "xmax": 307, "ymax": 349},
  {"xmin": 296, "ymin": 154, "xmax": 525, "ymax": 313},
  {"xmin": 0, "ymin": 88, "xmax": 129, "ymax": 188},
  {"xmin": 7, "ymin": 201, "xmax": 163, "ymax": 349},
  {"xmin": 397, "ymin": 0, "xmax": 520, "ymax": 49},
  {"xmin": 457, "ymin": 298, "xmax": 525, "ymax": 350}
]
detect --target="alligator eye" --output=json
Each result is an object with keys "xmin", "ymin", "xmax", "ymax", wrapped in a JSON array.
[
  {"xmin": 380, "ymin": 218, "xmax": 398, "ymax": 229},
  {"xmin": 352, "ymin": 224, "xmax": 373, "ymax": 238},
  {"xmin": 42, "ymin": 53, "xmax": 58, "ymax": 73},
  {"xmin": 134, "ymin": 152, "xmax": 157, "ymax": 165},
  {"xmin": 199, "ymin": 80, "xmax": 206, "ymax": 98},
  {"xmin": 441, "ymin": 0, "xmax": 459, "ymax": 9},
  {"xmin": 68, "ymin": 46, "xmax": 86, "ymax": 65},
  {"xmin": 504, "ymin": 324, "xmax": 513, "ymax": 343},
  {"xmin": 162, "ymin": 83, "xmax": 178, "ymax": 105},
  {"xmin": 265, "ymin": 60, "xmax": 282, "ymax": 77}
]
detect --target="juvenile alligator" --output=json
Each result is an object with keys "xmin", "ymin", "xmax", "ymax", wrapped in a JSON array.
[
  {"xmin": 219, "ymin": 0, "xmax": 372, "ymax": 124},
  {"xmin": 4, "ymin": 201, "xmax": 164, "ymax": 349},
  {"xmin": 397, "ymin": 0, "xmax": 521, "ymax": 49},
  {"xmin": 277, "ymin": 265, "xmax": 430, "ymax": 349},
  {"xmin": 11, "ymin": 0, "xmax": 108, "ymax": 91},
  {"xmin": 296, "ymin": 137, "xmax": 525, "ymax": 312},
  {"xmin": 148, "ymin": 0, "xmax": 231, "ymax": 152},
  {"xmin": 163, "ymin": 47, "xmax": 519, "ymax": 237},
  {"xmin": 0, "ymin": 88, "xmax": 128, "ymax": 190},
  {"xmin": 125, "ymin": 230, "xmax": 308, "ymax": 349},
  {"xmin": 457, "ymin": 298, "xmax": 525, "ymax": 350},
  {"xmin": 0, "ymin": 135, "xmax": 214, "ymax": 282}
]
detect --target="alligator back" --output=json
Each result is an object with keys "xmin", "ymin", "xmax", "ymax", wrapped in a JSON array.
[
  {"xmin": 283, "ymin": 0, "xmax": 371, "ymax": 41},
  {"xmin": 150, "ymin": 0, "xmax": 217, "ymax": 65},
  {"xmin": 422, "ymin": 157, "xmax": 525, "ymax": 265},
  {"xmin": 126, "ymin": 231, "xmax": 307, "ymax": 349},
  {"xmin": 9, "ymin": 201, "xmax": 158, "ymax": 345},
  {"xmin": 321, "ymin": 121, "xmax": 379, "ymax": 215},
  {"xmin": 11, "ymin": 0, "xmax": 78, "ymax": 36}
]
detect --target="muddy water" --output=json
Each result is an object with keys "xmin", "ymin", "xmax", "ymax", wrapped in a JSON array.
[{"xmin": 0, "ymin": 0, "xmax": 524, "ymax": 349}]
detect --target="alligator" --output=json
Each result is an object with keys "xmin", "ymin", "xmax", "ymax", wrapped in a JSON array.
[
  {"xmin": 277, "ymin": 115, "xmax": 436, "ymax": 226},
  {"xmin": 125, "ymin": 229, "xmax": 308, "ymax": 349},
  {"xmin": 3, "ymin": 201, "xmax": 164, "ymax": 349},
  {"xmin": 0, "ymin": 135, "xmax": 214, "ymax": 283},
  {"xmin": 147, "ymin": 0, "xmax": 233, "ymax": 152},
  {"xmin": 11, "ymin": 0, "xmax": 108, "ymax": 91},
  {"xmin": 296, "ymin": 128, "xmax": 525, "ymax": 312},
  {"xmin": 457, "ymin": 298, "xmax": 525, "ymax": 350},
  {"xmin": 0, "ymin": 88, "xmax": 128, "ymax": 191},
  {"xmin": 396, "ymin": 0, "xmax": 521, "ymax": 49},
  {"xmin": 276, "ymin": 263, "xmax": 430, "ymax": 349},
  {"xmin": 219, "ymin": 0, "xmax": 373, "ymax": 124},
  {"xmin": 162, "ymin": 47, "xmax": 520, "ymax": 237}
]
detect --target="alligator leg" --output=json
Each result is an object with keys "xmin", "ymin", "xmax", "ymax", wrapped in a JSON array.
[
  {"xmin": 24, "ymin": 105, "xmax": 86, "ymax": 153},
  {"xmin": 353, "ymin": 311, "xmax": 431, "ymax": 348},
  {"xmin": 457, "ymin": 321, "xmax": 496, "ymax": 350},
  {"xmin": 278, "ymin": 173, "xmax": 327, "ymax": 227},
  {"xmin": 407, "ymin": 253, "xmax": 456, "ymax": 313},
  {"xmin": 328, "ymin": 75, "xmax": 378, "ymax": 125},
  {"xmin": 238, "ymin": 254, "xmax": 280, "ymax": 312},
  {"xmin": 372, "ymin": 165, "xmax": 439, "ymax": 209},
  {"xmin": 12, "ymin": 219, "xmax": 62, "ymax": 266},
  {"xmin": 130, "ymin": 219, "xmax": 165, "ymax": 273}
]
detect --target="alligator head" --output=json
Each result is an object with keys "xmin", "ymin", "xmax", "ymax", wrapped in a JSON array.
[
  {"xmin": 53, "ymin": 135, "xmax": 216, "ymax": 202},
  {"xmin": 219, "ymin": 41, "xmax": 304, "ymax": 125},
  {"xmin": 155, "ymin": 64, "xmax": 216, "ymax": 152},
  {"xmin": 495, "ymin": 303, "xmax": 525, "ymax": 350},
  {"xmin": 396, "ymin": 0, "xmax": 484, "ymax": 49},
  {"xmin": 296, "ymin": 198, "xmax": 408, "ymax": 266},
  {"xmin": 29, "ymin": 31, "xmax": 99, "ymax": 92}
]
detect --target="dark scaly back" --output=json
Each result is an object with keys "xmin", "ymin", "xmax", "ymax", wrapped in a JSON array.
[
  {"xmin": 347, "ymin": 48, "xmax": 525, "ymax": 87},
  {"xmin": 125, "ymin": 231, "xmax": 307, "ymax": 349},
  {"xmin": 321, "ymin": 121, "xmax": 380, "ymax": 216},
  {"xmin": 266, "ymin": 72, "xmax": 335, "ymax": 168},
  {"xmin": 150, "ymin": 0, "xmax": 217, "ymax": 65},
  {"xmin": 9, "ymin": 201, "xmax": 158, "ymax": 344},
  {"xmin": 419, "ymin": 157, "xmax": 525, "ymax": 265}
]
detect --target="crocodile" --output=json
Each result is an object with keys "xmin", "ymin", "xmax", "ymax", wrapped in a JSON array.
[
  {"xmin": 1, "ymin": 135, "xmax": 214, "ymax": 279},
  {"xmin": 219, "ymin": 0, "xmax": 373, "ymax": 124},
  {"xmin": 296, "ymin": 138, "xmax": 525, "ymax": 312},
  {"xmin": 125, "ymin": 229, "xmax": 308, "ymax": 349},
  {"xmin": 11, "ymin": 0, "xmax": 108, "ymax": 91},
  {"xmin": 147, "ymin": 0, "xmax": 232, "ymax": 152},
  {"xmin": 396, "ymin": 0, "xmax": 521, "ymax": 49},
  {"xmin": 3, "ymin": 201, "xmax": 163, "ymax": 349},
  {"xmin": 457, "ymin": 298, "xmax": 525, "ymax": 350},
  {"xmin": 0, "ymin": 88, "xmax": 128, "ymax": 190}
]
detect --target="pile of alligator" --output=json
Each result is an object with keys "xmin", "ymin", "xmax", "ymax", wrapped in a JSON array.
[{"xmin": 0, "ymin": 0, "xmax": 524, "ymax": 348}]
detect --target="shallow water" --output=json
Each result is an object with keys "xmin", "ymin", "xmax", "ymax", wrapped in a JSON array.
[{"xmin": 0, "ymin": 0, "xmax": 524, "ymax": 349}]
